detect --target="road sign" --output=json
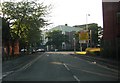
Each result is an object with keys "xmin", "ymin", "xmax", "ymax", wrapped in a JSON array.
[{"xmin": 79, "ymin": 31, "xmax": 89, "ymax": 41}]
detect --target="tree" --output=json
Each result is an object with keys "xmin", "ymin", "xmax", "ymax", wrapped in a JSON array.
[
  {"xmin": 88, "ymin": 23, "xmax": 99, "ymax": 47},
  {"xmin": 98, "ymin": 26, "xmax": 103, "ymax": 46},
  {"xmin": 2, "ymin": 1, "xmax": 51, "ymax": 54},
  {"xmin": 74, "ymin": 23, "xmax": 101, "ymax": 49},
  {"xmin": 46, "ymin": 30, "xmax": 69, "ymax": 50}
]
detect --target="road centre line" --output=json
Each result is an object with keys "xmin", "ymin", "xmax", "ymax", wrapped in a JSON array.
[
  {"xmin": 63, "ymin": 63, "xmax": 70, "ymax": 71},
  {"xmin": 73, "ymin": 75, "xmax": 80, "ymax": 82},
  {"xmin": 65, "ymin": 61, "xmax": 118, "ymax": 79},
  {"xmin": 63, "ymin": 63, "xmax": 80, "ymax": 82},
  {"xmin": 65, "ymin": 55, "xmax": 118, "ymax": 79}
]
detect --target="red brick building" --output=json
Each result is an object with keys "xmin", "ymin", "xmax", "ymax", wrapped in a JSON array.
[
  {"xmin": 102, "ymin": 0, "xmax": 120, "ymax": 59},
  {"xmin": 3, "ymin": 40, "xmax": 19, "ymax": 57}
]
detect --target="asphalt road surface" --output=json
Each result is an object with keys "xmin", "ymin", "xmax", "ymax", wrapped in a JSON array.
[{"xmin": 2, "ymin": 52, "xmax": 119, "ymax": 82}]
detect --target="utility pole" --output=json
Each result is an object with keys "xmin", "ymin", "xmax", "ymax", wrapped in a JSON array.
[
  {"xmin": 86, "ymin": 13, "xmax": 90, "ymax": 48},
  {"xmin": 73, "ymin": 38, "xmax": 76, "ymax": 53}
]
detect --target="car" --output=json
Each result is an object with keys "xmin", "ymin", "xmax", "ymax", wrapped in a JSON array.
[
  {"xmin": 36, "ymin": 48, "xmax": 45, "ymax": 52},
  {"xmin": 21, "ymin": 49, "xmax": 27, "ymax": 52},
  {"xmin": 32, "ymin": 49, "xmax": 36, "ymax": 53}
]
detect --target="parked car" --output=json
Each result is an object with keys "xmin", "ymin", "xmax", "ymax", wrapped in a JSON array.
[
  {"xmin": 32, "ymin": 49, "xmax": 36, "ymax": 53},
  {"xmin": 21, "ymin": 49, "xmax": 27, "ymax": 52},
  {"xmin": 36, "ymin": 48, "xmax": 45, "ymax": 52}
]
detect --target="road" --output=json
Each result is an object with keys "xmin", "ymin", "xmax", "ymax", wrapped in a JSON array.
[{"xmin": 2, "ymin": 52, "xmax": 119, "ymax": 82}]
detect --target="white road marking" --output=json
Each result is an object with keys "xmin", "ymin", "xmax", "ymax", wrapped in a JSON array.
[
  {"xmin": 81, "ymin": 69, "xmax": 118, "ymax": 79},
  {"xmin": 17, "ymin": 54, "xmax": 44, "ymax": 71},
  {"xmin": 73, "ymin": 75, "xmax": 80, "ymax": 82},
  {"xmin": 0, "ymin": 76, "xmax": 2, "ymax": 80},
  {"xmin": 63, "ymin": 63, "xmax": 80, "ymax": 82},
  {"xmin": 63, "ymin": 63, "xmax": 70, "ymax": 71},
  {"xmin": 95, "ymin": 63, "xmax": 119, "ymax": 73},
  {"xmin": 2, "ymin": 71, "xmax": 14, "ymax": 78},
  {"xmin": 2, "ymin": 53, "xmax": 45, "ymax": 78},
  {"xmin": 70, "ymin": 66, "xmax": 118, "ymax": 79},
  {"xmin": 74, "ymin": 56, "xmax": 119, "ymax": 73}
]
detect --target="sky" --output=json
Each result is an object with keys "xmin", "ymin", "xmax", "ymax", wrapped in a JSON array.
[
  {"xmin": 41, "ymin": 0, "xmax": 103, "ymax": 29},
  {"xmin": 1, "ymin": 0, "xmax": 104, "ymax": 29}
]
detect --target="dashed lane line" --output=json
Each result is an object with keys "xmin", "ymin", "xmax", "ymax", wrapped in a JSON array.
[
  {"xmin": 63, "ymin": 63, "xmax": 70, "ymax": 71},
  {"xmin": 63, "ymin": 63, "xmax": 80, "ymax": 82},
  {"xmin": 73, "ymin": 75, "xmax": 80, "ymax": 82}
]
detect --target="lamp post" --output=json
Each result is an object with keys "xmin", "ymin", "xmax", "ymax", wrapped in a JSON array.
[
  {"xmin": 73, "ymin": 38, "xmax": 76, "ymax": 53},
  {"xmin": 86, "ymin": 13, "xmax": 90, "ymax": 48}
]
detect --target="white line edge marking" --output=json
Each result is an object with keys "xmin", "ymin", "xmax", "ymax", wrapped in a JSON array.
[
  {"xmin": 73, "ymin": 75, "xmax": 80, "ymax": 81},
  {"xmin": 17, "ymin": 54, "xmax": 44, "ymax": 71},
  {"xmin": 81, "ymin": 69, "xmax": 119, "ymax": 79},
  {"xmin": 47, "ymin": 55, "xmax": 49, "ymax": 56},
  {"xmin": 0, "ymin": 76, "xmax": 2, "ymax": 80},
  {"xmin": 2, "ymin": 53, "xmax": 45, "ymax": 78},
  {"xmin": 2, "ymin": 71, "xmax": 14, "ymax": 78}
]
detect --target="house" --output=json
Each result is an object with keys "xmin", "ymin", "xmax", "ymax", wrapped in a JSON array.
[{"xmin": 42, "ymin": 24, "xmax": 84, "ymax": 51}]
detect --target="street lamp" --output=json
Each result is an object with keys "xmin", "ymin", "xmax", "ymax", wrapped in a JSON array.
[
  {"xmin": 86, "ymin": 13, "xmax": 90, "ymax": 48},
  {"xmin": 73, "ymin": 38, "xmax": 76, "ymax": 53}
]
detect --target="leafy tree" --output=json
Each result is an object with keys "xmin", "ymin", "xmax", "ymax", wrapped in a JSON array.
[
  {"xmin": 88, "ymin": 23, "xmax": 99, "ymax": 47},
  {"xmin": 98, "ymin": 26, "xmax": 103, "ymax": 46},
  {"xmin": 46, "ymin": 30, "xmax": 69, "ymax": 49},
  {"xmin": 2, "ymin": 1, "xmax": 51, "ymax": 54},
  {"xmin": 74, "ymin": 23, "xmax": 101, "ymax": 49}
]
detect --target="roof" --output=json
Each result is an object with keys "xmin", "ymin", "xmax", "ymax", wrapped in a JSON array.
[{"xmin": 49, "ymin": 25, "xmax": 83, "ymax": 32}]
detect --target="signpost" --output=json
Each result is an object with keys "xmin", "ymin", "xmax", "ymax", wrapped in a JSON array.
[{"xmin": 79, "ymin": 31, "xmax": 89, "ymax": 51}]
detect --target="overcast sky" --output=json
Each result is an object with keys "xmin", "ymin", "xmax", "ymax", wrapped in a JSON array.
[
  {"xmin": 42, "ymin": 0, "xmax": 103, "ymax": 28},
  {"xmin": 2, "ymin": 0, "xmax": 103, "ymax": 28}
]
